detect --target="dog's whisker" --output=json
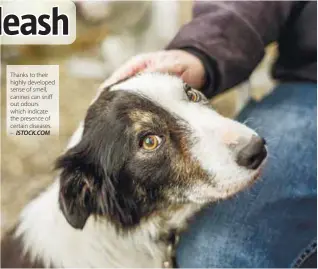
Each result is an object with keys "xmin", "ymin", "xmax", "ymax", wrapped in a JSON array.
[{"xmin": 242, "ymin": 117, "xmax": 255, "ymax": 125}]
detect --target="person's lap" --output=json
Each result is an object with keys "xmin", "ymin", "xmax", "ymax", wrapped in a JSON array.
[{"xmin": 176, "ymin": 83, "xmax": 317, "ymax": 268}]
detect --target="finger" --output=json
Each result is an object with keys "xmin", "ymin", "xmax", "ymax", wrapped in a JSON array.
[
  {"xmin": 100, "ymin": 54, "xmax": 150, "ymax": 89},
  {"xmin": 110, "ymin": 51, "xmax": 170, "ymax": 80},
  {"xmin": 110, "ymin": 53, "xmax": 153, "ymax": 81},
  {"xmin": 144, "ymin": 60, "xmax": 186, "ymax": 77}
]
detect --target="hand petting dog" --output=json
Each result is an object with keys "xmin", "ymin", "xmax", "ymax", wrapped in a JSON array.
[{"xmin": 105, "ymin": 50, "xmax": 206, "ymax": 90}]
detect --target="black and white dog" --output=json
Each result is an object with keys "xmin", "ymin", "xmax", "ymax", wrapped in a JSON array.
[{"xmin": 1, "ymin": 73, "xmax": 267, "ymax": 268}]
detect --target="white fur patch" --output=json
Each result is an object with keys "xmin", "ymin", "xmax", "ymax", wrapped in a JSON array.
[{"xmin": 16, "ymin": 181, "xmax": 198, "ymax": 267}]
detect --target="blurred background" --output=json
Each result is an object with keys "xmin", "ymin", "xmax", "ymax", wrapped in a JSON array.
[{"xmin": 1, "ymin": 1, "xmax": 277, "ymax": 235}]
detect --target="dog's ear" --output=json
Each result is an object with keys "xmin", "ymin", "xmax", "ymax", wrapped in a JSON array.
[
  {"xmin": 55, "ymin": 89, "xmax": 147, "ymax": 229},
  {"xmin": 55, "ymin": 135, "xmax": 142, "ymax": 230},
  {"xmin": 55, "ymin": 144, "xmax": 98, "ymax": 229}
]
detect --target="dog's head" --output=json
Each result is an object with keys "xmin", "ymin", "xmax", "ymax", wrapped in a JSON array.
[{"xmin": 56, "ymin": 73, "xmax": 267, "ymax": 230}]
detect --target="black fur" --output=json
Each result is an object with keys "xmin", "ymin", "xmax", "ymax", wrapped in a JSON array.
[
  {"xmin": 56, "ymin": 90, "xmax": 192, "ymax": 230},
  {"xmin": 1, "ymin": 227, "xmax": 46, "ymax": 268}
]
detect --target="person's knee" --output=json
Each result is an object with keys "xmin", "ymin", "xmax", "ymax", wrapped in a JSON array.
[{"xmin": 176, "ymin": 227, "xmax": 268, "ymax": 268}]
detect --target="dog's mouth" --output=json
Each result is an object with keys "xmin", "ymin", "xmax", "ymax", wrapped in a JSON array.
[
  {"xmin": 216, "ymin": 158, "xmax": 267, "ymax": 200},
  {"xmin": 186, "ymin": 157, "xmax": 267, "ymax": 205}
]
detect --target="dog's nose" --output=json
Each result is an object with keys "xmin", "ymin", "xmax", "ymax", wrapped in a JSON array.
[{"xmin": 236, "ymin": 135, "xmax": 267, "ymax": 169}]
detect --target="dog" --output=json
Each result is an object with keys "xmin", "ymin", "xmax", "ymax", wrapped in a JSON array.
[{"xmin": 1, "ymin": 73, "xmax": 267, "ymax": 268}]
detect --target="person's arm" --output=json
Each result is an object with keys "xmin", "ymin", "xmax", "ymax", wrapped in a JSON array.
[{"xmin": 166, "ymin": 1, "xmax": 295, "ymax": 98}]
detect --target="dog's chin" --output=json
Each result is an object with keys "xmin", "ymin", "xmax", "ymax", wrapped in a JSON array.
[{"xmin": 186, "ymin": 159, "xmax": 266, "ymax": 205}]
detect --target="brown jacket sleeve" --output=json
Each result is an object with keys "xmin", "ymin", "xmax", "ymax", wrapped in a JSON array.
[{"xmin": 166, "ymin": 1, "xmax": 296, "ymax": 98}]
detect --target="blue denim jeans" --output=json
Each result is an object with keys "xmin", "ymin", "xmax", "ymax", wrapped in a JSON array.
[{"xmin": 177, "ymin": 83, "xmax": 317, "ymax": 268}]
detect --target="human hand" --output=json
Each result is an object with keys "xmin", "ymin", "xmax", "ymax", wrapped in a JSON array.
[{"xmin": 104, "ymin": 50, "xmax": 206, "ymax": 90}]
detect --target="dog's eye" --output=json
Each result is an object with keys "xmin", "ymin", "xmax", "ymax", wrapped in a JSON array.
[
  {"xmin": 187, "ymin": 90, "xmax": 201, "ymax": 102},
  {"xmin": 141, "ymin": 135, "xmax": 162, "ymax": 151}
]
